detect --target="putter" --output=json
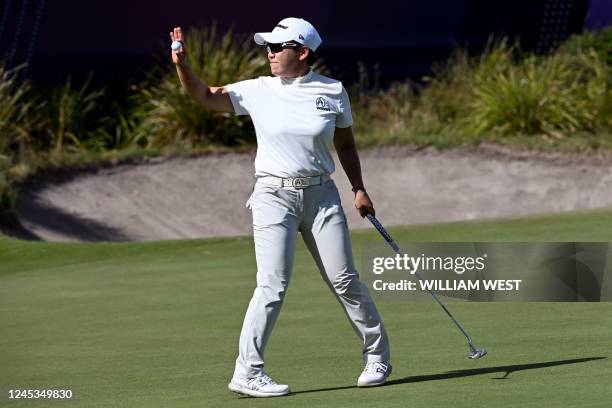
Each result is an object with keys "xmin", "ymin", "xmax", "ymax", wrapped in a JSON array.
[{"xmin": 366, "ymin": 213, "xmax": 487, "ymax": 360}]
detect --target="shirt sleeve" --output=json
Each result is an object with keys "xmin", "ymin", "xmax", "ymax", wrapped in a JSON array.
[
  {"xmin": 225, "ymin": 79, "xmax": 259, "ymax": 116},
  {"xmin": 336, "ymin": 85, "xmax": 354, "ymax": 128}
]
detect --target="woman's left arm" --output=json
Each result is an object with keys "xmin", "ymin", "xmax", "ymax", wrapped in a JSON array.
[{"xmin": 333, "ymin": 126, "xmax": 375, "ymax": 217}]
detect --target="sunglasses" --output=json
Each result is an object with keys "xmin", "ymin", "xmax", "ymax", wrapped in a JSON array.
[{"xmin": 266, "ymin": 41, "xmax": 302, "ymax": 53}]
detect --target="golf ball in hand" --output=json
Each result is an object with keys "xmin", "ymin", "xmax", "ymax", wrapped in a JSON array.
[{"xmin": 171, "ymin": 41, "xmax": 183, "ymax": 51}]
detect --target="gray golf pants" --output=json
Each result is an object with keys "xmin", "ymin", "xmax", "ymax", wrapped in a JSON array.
[{"xmin": 233, "ymin": 179, "xmax": 390, "ymax": 379}]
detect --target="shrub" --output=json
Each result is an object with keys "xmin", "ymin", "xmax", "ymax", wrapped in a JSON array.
[
  {"xmin": 461, "ymin": 43, "xmax": 610, "ymax": 135},
  {"xmin": 37, "ymin": 73, "xmax": 106, "ymax": 152},
  {"xmin": 0, "ymin": 61, "xmax": 41, "ymax": 159},
  {"xmin": 560, "ymin": 26, "xmax": 612, "ymax": 66}
]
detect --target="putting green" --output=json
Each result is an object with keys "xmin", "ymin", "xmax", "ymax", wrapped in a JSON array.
[{"xmin": 1, "ymin": 209, "xmax": 611, "ymax": 407}]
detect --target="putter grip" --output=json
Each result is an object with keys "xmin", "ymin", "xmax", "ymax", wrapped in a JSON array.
[{"xmin": 366, "ymin": 214, "xmax": 400, "ymax": 252}]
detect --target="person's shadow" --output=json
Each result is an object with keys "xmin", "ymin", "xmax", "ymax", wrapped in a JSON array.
[{"xmin": 286, "ymin": 357, "xmax": 606, "ymax": 396}]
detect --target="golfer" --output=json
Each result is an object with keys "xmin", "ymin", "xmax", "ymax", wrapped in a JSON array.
[{"xmin": 170, "ymin": 17, "xmax": 391, "ymax": 398}]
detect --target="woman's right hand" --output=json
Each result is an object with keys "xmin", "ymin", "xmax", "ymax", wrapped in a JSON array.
[{"xmin": 169, "ymin": 26, "xmax": 187, "ymax": 66}]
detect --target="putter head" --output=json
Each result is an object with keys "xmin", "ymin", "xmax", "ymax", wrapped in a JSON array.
[{"xmin": 468, "ymin": 347, "xmax": 487, "ymax": 359}]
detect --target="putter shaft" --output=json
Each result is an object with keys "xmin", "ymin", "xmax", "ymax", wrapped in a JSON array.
[{"xmin": 366, "ymin": 213, "xmax": 487, "ymax": 359}]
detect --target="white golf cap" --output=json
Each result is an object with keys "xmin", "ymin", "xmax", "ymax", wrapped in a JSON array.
[{"xmin": 254, "ymin": 17, "xmax": 322, "ymax": 51}]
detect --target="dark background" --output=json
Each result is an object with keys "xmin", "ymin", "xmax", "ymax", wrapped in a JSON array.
[{"xmin": 0, "ymin": 0, "xmax": 609, "ymax": 88}]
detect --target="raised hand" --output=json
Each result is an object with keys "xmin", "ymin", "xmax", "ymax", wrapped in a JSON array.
[{"xmin": 169, "ymin": 26, "xmax": 187, "ymax": 66}]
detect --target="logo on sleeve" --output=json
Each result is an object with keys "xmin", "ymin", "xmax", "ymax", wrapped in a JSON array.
[{"xmin": 315, "ymin": 97, "xmax": 331, "ymax": 111}]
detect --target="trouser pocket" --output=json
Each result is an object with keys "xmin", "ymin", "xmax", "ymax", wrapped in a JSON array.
[{"xmin": 248, "ymin": 184, "xmax": 290, "ymax": 227}]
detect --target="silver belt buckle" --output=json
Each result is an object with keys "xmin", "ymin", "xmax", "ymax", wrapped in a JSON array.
[{"xmin": 292, "ymin": 177, "xmax": 308, "ymax": 189}]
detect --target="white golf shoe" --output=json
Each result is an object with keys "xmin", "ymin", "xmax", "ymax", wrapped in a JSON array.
[
  {"xmin": 228, "ymin": 372, "xmax": 290, "ymax": 397},
  {"xmin": 357, "ymin": 361, "xmax": 392, "ymax": 387}
]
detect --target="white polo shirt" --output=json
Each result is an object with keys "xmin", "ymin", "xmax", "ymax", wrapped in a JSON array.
[{"xmin": 226, "ymin": 70, "xmax": 353, "ymax": 178}]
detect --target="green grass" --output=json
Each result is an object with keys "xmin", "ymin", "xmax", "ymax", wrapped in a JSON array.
[{"xmin": 1, "ymin": 210, "xmax": 612, "ymax": 407}]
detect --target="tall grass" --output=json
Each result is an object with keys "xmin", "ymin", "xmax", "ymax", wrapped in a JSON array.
[
  {"xmin": 353, "ymin": 31, "xmax": 612, "ymax": 147},
  {"xmin": 40, "ymin": 73, "xmax": 106, "ymax": 152},
  {"xmin": 458, "ymin": 43, "xmax": 609, "ymax": 135},
  {"xmin": 0, "ymin": 62, "xmax": 37, "ymax": 212},
  {"xmin": 0, "ymin": 63, "xmax": 40, "ymax": 160},
  {"xmin": 560, "ymin": 26, "xmax": 612, "ymax": 66}
]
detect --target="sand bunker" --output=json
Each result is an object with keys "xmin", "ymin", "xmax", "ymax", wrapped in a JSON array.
[{"xmin": 13, "ymin": 146, "xmax": 612, "ymax": 242}]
